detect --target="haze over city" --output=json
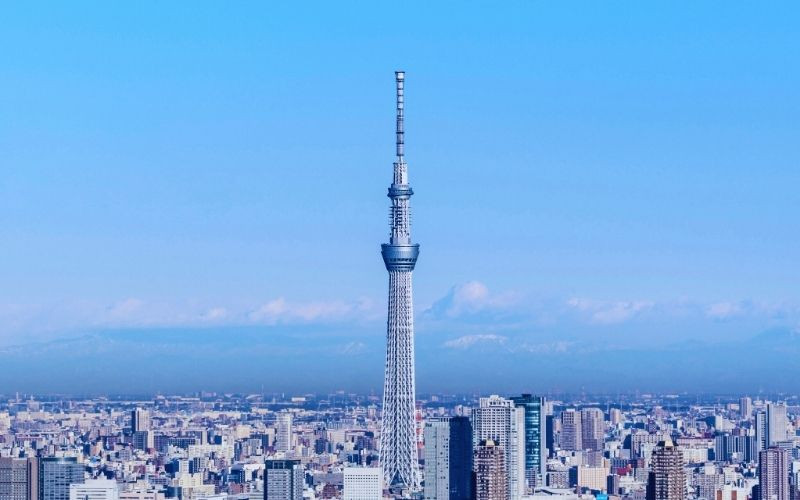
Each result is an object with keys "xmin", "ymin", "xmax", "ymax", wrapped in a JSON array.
[{"xmin": 2, "ymin": 2, "xmax": 799, "ymax": 393}]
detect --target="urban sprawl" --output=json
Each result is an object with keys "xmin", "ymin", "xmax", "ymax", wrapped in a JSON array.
[{"xmin": 0, "ymin": 393, "xmax": 796, "ymax": 500}]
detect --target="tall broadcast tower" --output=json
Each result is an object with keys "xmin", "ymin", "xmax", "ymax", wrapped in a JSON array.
[{"xmin": 380, "ymin": 70, "xmax": 420, "ymax": 491}]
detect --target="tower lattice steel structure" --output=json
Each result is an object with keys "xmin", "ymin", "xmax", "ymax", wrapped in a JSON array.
[{"xmin": 380, "ymin": 70, "xmax": 420, "ymax": 491}]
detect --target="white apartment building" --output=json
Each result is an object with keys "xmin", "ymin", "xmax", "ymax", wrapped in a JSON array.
[
  {"xmin": 69, "ymin": 479, "xmax": 119, "ymax": 500},
  {"xmin": 343, "ymin": 467, "xmax": 382, "ymax": 500}
]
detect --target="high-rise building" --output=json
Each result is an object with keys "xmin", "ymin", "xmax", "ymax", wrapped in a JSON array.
[
  {"xmin": 276, "ymin": 413, "xmax": 293, "ymax": 453},
  {"xmin": 608, "ymin": 408, "xmax": 622, "ymax": 425},
  {"xmin": 27, "ymin": 458, "xmax": 38, "ymax": 500},
  {"xmin": 343, "ymin": 467, "xmax": 382, "ymax": 500},
  {"xmin": 766, "ymin": 403, "xmax": 789, "ymax": 448},
  {"xmin": 132, "ymin": 431, "xmax": 153, "ymax": 451},
  {"xmin": 581, "ymin": 408, "xmax": 604, "ymax": 452},
  {"xmin": 131, "ymin": 408, "xmax": 150, "ymax": 433},
  {"xmin": 560, "ymin": 409, "xmax": 582, "ymax": 452},
  {"xmin": 510, "ymin": 395, "xmax": 547, "ymax": 489},
  {"xmin": 645, "ymin": 439, "xmax": 685, "ymax": 500},
  {"xmin": 69, "ymin": 479, "xmax": 119, "ymax": 500},
  {"xmin": 473, "ymin": 440, "xmax": 506, "ymax": 500},
  {"xmin": 39, "ymin": 458, "xmax": 84, "ymax": 500},
  {"xmin": 608, "ymin": 408, "xmax": 622, "ymax": 426},
  {"xmin": 758, "ymin": 447, "xmax": 789, "ymax": 500},
  {"xmin": 740, "ymin": 397, "xmax": 753, "ymax": 420},
  {"xmin": 0, "ymin": 457, "xmax": 29, "ymax": 500},
  {"xmin": 472, "ymin": 395, "xmax": 524, "ymax": 500},
  {"xmin": 545, "ymin": 416, "xmax": 556, "ymax": 458},
  {"xmin": 380, "ymin": 70, "xmax": 420, "ymax": 492},
  {"xmin": 756, "ymin": 411, "xmax": 768, "ymax": 452},
  {"xmin": 607, "ymin": 474, "xmax": 620, "ymax": 495},
  {"xmin": 423, "ymin": 417, "xmax": 472, "ymax": 500},
  {"xmin": 264, "ymin": 460, "xmax": 303, "ymax": 500}
]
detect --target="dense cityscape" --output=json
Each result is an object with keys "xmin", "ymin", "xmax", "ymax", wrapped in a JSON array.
[{"xmin": 0, "ymin": 393, "xmax": 797, "ymax": 500}]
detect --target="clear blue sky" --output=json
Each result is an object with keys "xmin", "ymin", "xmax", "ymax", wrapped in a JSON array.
[{"xmin": 1, "ymin": 2, "xmax": 799, "ymax": 393}]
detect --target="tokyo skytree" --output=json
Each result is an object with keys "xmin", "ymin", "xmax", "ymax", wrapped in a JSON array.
[{"xmin": 380, "ymin": 70, "xmax": 420, "ymax": 491}]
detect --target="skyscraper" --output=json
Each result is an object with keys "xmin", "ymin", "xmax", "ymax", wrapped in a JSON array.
[
  {"xmin": 510, "ymin": 395, "xmax": 547, "ymax": 489},
  {"xmin": 756, "ymin": 411, "xmax": 768, "ymax": 452},
  {"xmin": 581, "ymin": 408, "xmax": 604, "ymax": 452},
  {"xmin": 27, "ymin": 458, "xmax": 38, "ymax": 500},
  {"xmin": 739, "ymin": 397, "xmax": 753, "ymax": 420},
  {"xmin": 39, "ymin": 458, "xmax": 84, "ymax": 500},
  {"xmin": 0, "ymin": 458, "xmax": 28, "ymax": 500},
  {"xmin": 766, "ymin": 403, "xmax": 788, "ymax": 448},
  {"xmin": 645, "ymin": 439, "xmax": 685, "ymax": 500},
  {"xmin": 131, "ymin": 408, "xmax": 149, "ymax": 433},
  {"xmin": 560, "ymin": 409, "xmax": 582, "ymax": 452},
  {"xmin": 276, "ymin": 412, "xmax": 293, "ymax": 453},
  {"xmin": 607, "ymin": 474, "xmax": 621, "ymax": 495},
  {"xmin": 423, "ymin": 417, "xmax": 473, "ymax": 500},
  {"xmin": 545, "ymin": 415, "xmax": 556, "ymax": 459},
  {"xmin": 473, "ymin": 441, "xmax": 506, "ymax": 500},
  {"xmin": 380, "ymin": 70, "xmax": 419, "ymax": 491},
  {"xmin": 758, "ymin": 447, "xmax": 789, "ymax": 500},
  {"xmin": 264, "ymin": 459, "xmax": 303, "ymax": 500},
  {"xmin": 472, "ymin": 395, "xmax": 525, "ymax": 500}
]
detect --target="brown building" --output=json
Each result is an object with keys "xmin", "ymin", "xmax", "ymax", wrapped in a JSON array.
[
  {"xmin": 646, "ymin": 439, "xmax": 686, "ymax": 500},
  {"xmin": 474, "ymin": 440, "xmax": 506, "ymax": 500}
]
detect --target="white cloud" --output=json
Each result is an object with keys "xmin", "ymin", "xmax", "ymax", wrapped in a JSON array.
[
  {"xmin": 248, "ymin": 298, "xmax": 356, "ymax": 324},
  {"xmin": 0, "ymin": 294, "xmax": 382, "ymax": 345},
  {"xmin": 567, "ymin": 298, "xmax": 654, "ymax": 324},
  {"xmin": 106, "ymin": 298, "xmax": 145, "ymax": 320},
  {"xmin": 337, "ymin": 341, "xmax": 367, "ymax": 355},
  {"xmin": 517, "ymin": 340, "xmax": 575, "ymax": 353},
  {"xmin": 202, "ymin": 307, "xmax": 228, "ymax": 321},
  {"xmin": 706, "ymin": 302, "xmax": 743, "ymax": 319},
  {"xmin": 426, "ymin": 281, "xmax": 518, "ymax": 318},
  {"xmin": 442, "ymin": 334, "xmax": 575, "ymax": 355},
  {"xmin": 443, "ymin": 334, "xmax": 508, "ymax": 349}
]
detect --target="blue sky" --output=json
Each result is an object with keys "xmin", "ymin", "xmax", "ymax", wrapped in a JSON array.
[{"xmin": 1, "ymin": 2, "xmax": 799, "ymax": 393}]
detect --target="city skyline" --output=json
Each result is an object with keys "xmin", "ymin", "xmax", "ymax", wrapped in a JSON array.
[{"xmin": 3, "ymin": 2, "xmax": 800, "ymax": 393}]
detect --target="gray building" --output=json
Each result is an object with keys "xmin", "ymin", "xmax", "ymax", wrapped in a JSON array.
[
  {"xmin": 766, "ymin": 403, "xmax": 789, "ymax": 448},
  {"xmin": 423, "ymin": 417, "xmax": 472, "ymax": 500},
  {"xmin": 0, "ymin": 457, "xmax": 31, "ymax": 500},
  {"xmin": 560, "ymin": 409, "xmax": 582, "ymax": 452},
  {"xmin": 759, "ymin": 447, "xmax": 789, "ymax": 500},
  {"xmin": 580, "ymin": 408, "xmax": 604, "ymax": 452},
  {"xmin": 264, "ymin": 459, "xmax": 303, "ymax": 500}
]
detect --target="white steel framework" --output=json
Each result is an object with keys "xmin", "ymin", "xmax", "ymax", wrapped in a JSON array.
[{"xmin": 379, "ymin": 70, "xmax": 420, "ymax": 492}]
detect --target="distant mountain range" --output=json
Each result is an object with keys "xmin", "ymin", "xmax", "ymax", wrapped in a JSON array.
[{"xmin": 1, "ymin": 324, "xmax": 797, "ymax": 394}]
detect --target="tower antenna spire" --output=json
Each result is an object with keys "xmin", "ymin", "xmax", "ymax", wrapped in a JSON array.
[{"xmin": 395, "ymin": 71, "xmax": 404, "ymax": 160}]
